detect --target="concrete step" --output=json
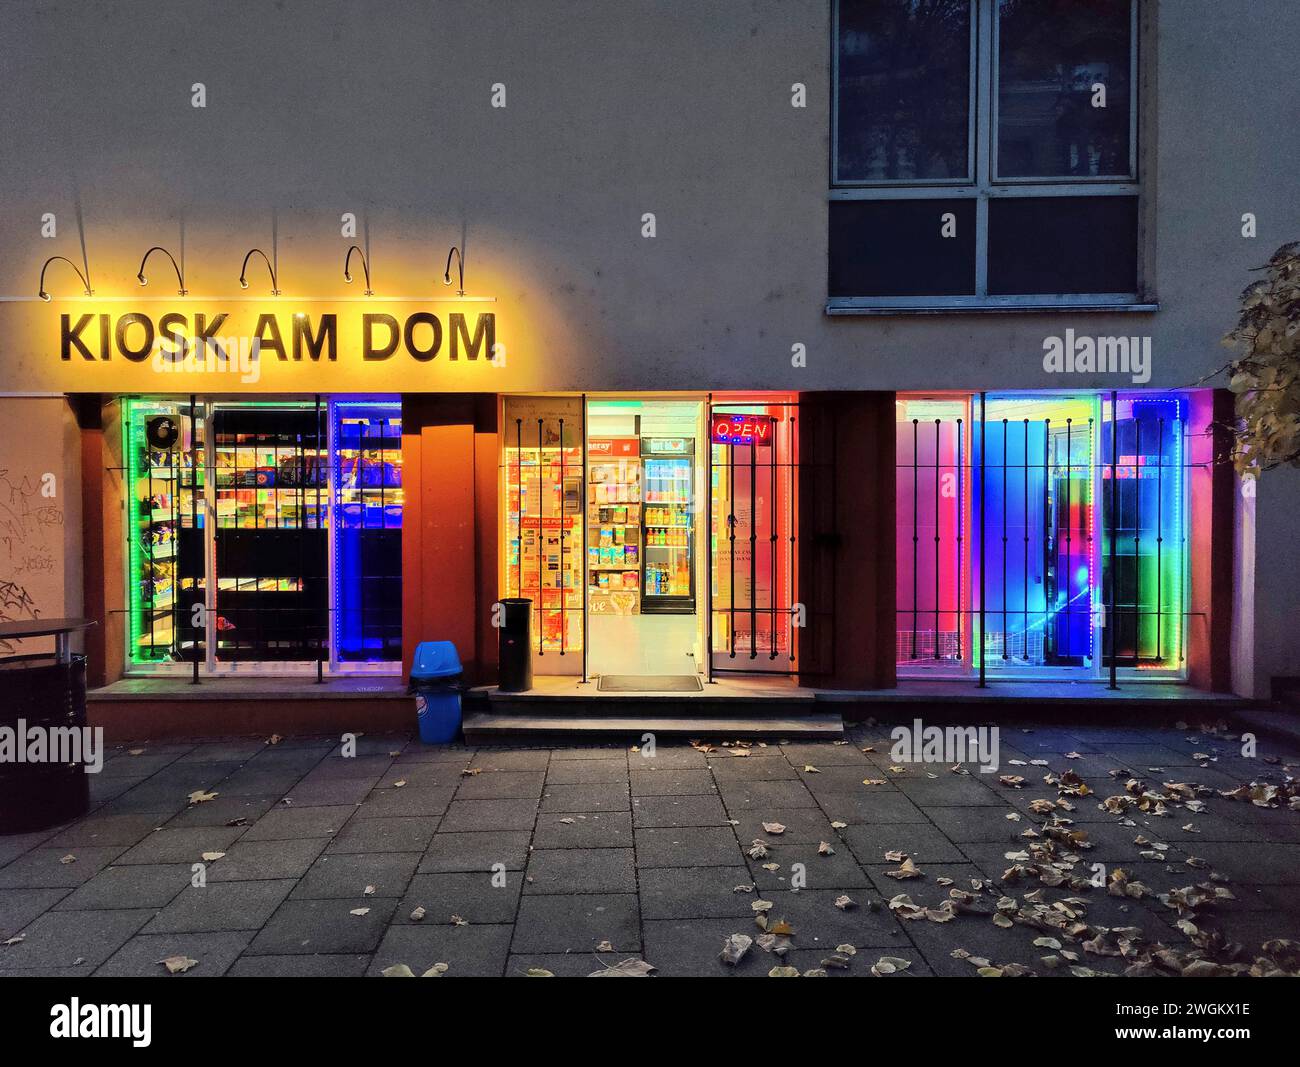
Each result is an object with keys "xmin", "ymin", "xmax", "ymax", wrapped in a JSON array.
[{"xmin": 462, "ymin": 710, "xmax": 844, "ymax": 745}]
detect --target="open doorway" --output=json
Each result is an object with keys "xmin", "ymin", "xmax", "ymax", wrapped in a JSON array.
[{"xmin": 585, "ymin": 398, "xmax": 706, "ymax": 686}]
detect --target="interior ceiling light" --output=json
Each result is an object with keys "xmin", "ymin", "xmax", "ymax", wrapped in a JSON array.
[
  {"xmin": 239, "ymin": 247, "xmax": 280, "ymax": 295},
  {"xmin": 136, "ymin": 245, "xmax": 187, "ymax": 295},
  {"xmin": 343, "ymin": 245, "xmax": 373, "ymax": 296},
  {"xmin": 37, "ymin": 256, "xmax": 92, "ymax": 301}
]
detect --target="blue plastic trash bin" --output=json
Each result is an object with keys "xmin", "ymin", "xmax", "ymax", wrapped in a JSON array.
[{"xmin": 410, "ymin": 641, "xmax": 463, "ymax": 744}]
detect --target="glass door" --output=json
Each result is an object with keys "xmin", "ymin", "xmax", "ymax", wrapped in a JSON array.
[
  {"xmin": 640, "ymin": 439, "xmax": 695, "ymax": 614},
  {"xmin": 210, "ymin": 404, "xmax": 328, "ymax": 665}
]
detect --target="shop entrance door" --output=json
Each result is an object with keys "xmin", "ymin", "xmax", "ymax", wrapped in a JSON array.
[
  {"xmin": 209, "ymin": 404, "xmax": 329, "ymax": 664},
  {"xmin": 585, "ymin": 398, "xmax": 705, "ymax": 682},
  {"xmin": 707, "ymin": 399, "xmax": 799, "ymax": 677}
]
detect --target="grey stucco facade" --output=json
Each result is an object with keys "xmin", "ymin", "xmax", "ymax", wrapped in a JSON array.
[{"xmin": 0, "ymin": 0, "xmax": 1296, "ymax": 697}]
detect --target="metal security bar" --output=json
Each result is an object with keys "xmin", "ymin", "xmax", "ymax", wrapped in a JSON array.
[{"xmin": 896, "ymin": 392, "xmax": 1194, "ymax": 683}]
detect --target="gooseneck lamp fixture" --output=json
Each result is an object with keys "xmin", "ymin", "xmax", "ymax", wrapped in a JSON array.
[
  {"xmin": 343, "ymin": 245, "xmax": 373, "ymax": 296},
  {"xmin": 239, "ymin": 248, "xmax": 280, "ymax": 295},
  {"xmin": 136, "ymin": 246, "xmax": 187, "ymax": 295},
  {"xmin": 443, "ymin": 245, "xmax": 465, "ymax": 297},
  {"xmin": 37, "ymin": 256, "xmax": 93, "ymax": 301}
]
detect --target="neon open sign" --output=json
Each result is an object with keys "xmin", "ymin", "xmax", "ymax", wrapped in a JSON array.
[{"xmin": 712, "ymin": 415, "xmax": 772, "ymax": 447}]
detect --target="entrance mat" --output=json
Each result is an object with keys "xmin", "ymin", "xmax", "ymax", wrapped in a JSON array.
[{"xmin": 597, "ymin": 674, "xmax": 704, "ymax": 693}]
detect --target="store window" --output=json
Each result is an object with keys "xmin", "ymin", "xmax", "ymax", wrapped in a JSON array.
[
  {"xmin": 830, "ymin": 0, "xmax": 1142, "ymax": 309},
  {"xmin": 895, "ymin": 391, "xmax": 1188, "ymax": 679},
  {"xmin": 124, "ymin": 397, "xmax": 402, "ymax": 673},
  {"xmin": 501, "ymin": 397, "xmax": 584, "ymax": 668}
]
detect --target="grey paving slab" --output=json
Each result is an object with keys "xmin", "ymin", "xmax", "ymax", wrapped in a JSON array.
[
  {"xmin": 355, "ymin": 785, "xmax": 455, "ymax": 818},
  {"xmin": 227, "ymin": 953, "xmax": 370, "ymax": 977},
  {"xmin": 0, "ymin": 846, "xmax": 126, "ymax": 888},
  {"xmin": 505, "ymin": 952, "xmax": 603, "ymax": 977},
  {"xmin": 799, "ymin": 765, "xmax": 891, "ymax": 791},
  {"xmin": 781, "ymin": 742, "xmax": 871, "ymax": 767},
  {"xmin": 895, "ymin": 776, "xmax": 1006, "ymax": 807},
  {"xmin": 707, "ymin": 755, "xmax": 799, "ymax": 781},
  {"xmin": 638, "ymin": 867, "xmax": 757, "ymax": 920},
  {"xmin": 395, "ymin": 871, "xmax": 521, "ymax": 925},
  {"xmin": 841, "ymin": 823, "xmax": 970, "ymax": 865},
  {"xmin": 925, "ymin": 805, "xmax": 1038, "ymax": 843},
  {"xmin": 540, "ymin": 783, "xmax": 630, "ymax": 813},
  {"xmin": 0, "ymin": 908, "xmax": 152, "ymax": 970},
  {"xmin": 456, "ymin": 770, "xmax": 547, "ymax": 800},
  {"xmin": 247, "ymin": 897, "xmax": 398, "ymax": 954},
  {"xmin": 746, "ymin": 844, "xmax": 872, "ymax": 892},
  {"xmin": 56, "ymin": 863, "xmax": 193, "ymax": 911},
  {"xmin": 634, "ymin": 826, "xmax": 744, "ymax": 868},
  {"xmin": 862, "ymin": 861, "xmax": 997, "ymax": 899},
  {"xmin": 370, "ymin": 923, "xmax": 513, "ymax": 976},
  {"xmin": 730, "ymin": 808, "xmax": 843, "ymax": 843},
  {"xmin": 510, "ymin": 894, "xmax": 640, "ymax": 954},
  {"xmin": 284, "ymin": 776, "xmax": 379, "ymax": 806},
  {"xmin": 176, "ymin": 740, "xmax": 271, "ymax": 763},
  {"xmin": 311, "ymin": 754, "xmax": 395, "ymax": 778},
  {"xmin": 326, "ymin": 816, "xmax": 439, "ymax": 854},
  {"xmin": 783, "ymin": 946, "xmax": 936, "ymax": 977},
  {"xmin": 291, "ymin": 851, "xmax": 420, "ymax": 900},
  {"xmin": 0, "ymin": 887, "xmax": 69, "ymax": 938},
  {"xmin": 548, "ymin": 746, "xmax": 626, "ymax": 761},
  {"xmin": 419, "ymin": 831, "xmax": 532, "ymax": 873},
  {"xmin": 0, "ymin": 829, "xmax": 56, "ymax": 868},
  {"xmin": 114, "ymin": 826, "xmax": 245, "ymax": 865},
  {"xmin": 641, "ymin": 917, "xmax": 770, "ymax": 977},
  {"xmin": 165, "ymin": 793, "xmax": 281, "ymax": 828},
  {"xmin": 143, "ymin": 879, "xmax": 297, "ymax": 933},
  {"xmin": 531, "ymin": 810, "xmax": 634, "ymax": 849},
  {"xmin": 629, "ymin": 746, "xmax": 708, "ymax": 770},
  {"xmin": 88, "ymin": 775, "xmax": 148, "ymax": 808},
  {"xmin": 373, "ymin": 764, "xmax": 454, "ymax": 790},
  {"xmin": 391, "ymin": 744, "xmax": 477, "ymax": 765},
  {"xmin": 754, "ymin": 888, "xmax": 916, "ymax": 950},
  {"xmin": 814, "ymin": 790, "xmax": 929, "ymax": 824},
  {"xmin": 44, "ymin": 812, "xmax": 166, "ymax": 848},
  {"xmin": 630, "ymin": 769, "xmax": 717, "ymax": 796},
  {"xmin": 545, "ymin": 759, "xmax": 631, "ymax": 784},
  {"xmin": 210, "ymin": 767, "xmax": 309, "ymax": 798},
  {"xmin": 96, "ymin": 931, "xmax": 255, "ymax": 976},
  {"xmin": 632, "ymin": 794, "xmax": 730, "ymax": 828},
  {"xmin": 241, "ymin": 804, "xmax": 356, "ymax": 841},
  {"xmin": 717, "ymin": 779, "xmax": 819, "ymax": 810},
  {"xmin": 439, "ymin": 798, "xmax": 539, "ymax": 832},
  {"xmin": 99, "ymin": 751, "xmax": 183, "ymax": 777},
  {"xmin": 1174, "ymin": 841, "xmax": 1300, "ymax": 884},
  {"xmin": 525, "ymin": 848, "xmax": 636, "ymax": 894},
  {"xmin": 471, "ymin": 750, "xmax": 552, "ymax": 771},
  {"xmin": 207, "ymin": 837, "xmax": 329, "ymax": 881}
]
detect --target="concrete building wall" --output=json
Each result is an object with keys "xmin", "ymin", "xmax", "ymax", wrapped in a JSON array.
[{"xmin": 0, "ymin": 0, "xmax": 1295, "ymax": 695}]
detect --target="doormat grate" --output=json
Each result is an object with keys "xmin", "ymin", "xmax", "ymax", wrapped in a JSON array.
[{"xmin": 597, "ymin": 675, "xmax": 704, "ymax": 693}]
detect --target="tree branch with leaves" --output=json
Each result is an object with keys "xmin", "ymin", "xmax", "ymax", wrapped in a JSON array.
[{"xmin": 1217, "ymin": 241, "xmax": 1300, "ymax": 476}]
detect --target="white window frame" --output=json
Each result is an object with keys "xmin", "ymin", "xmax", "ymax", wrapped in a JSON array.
[{"xmin": 829, "ymin": 0, "xmax": 1151, "ymax": 313}]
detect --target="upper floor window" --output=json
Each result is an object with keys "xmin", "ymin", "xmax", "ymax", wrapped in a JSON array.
[{"xmin": 830, "ymin": 0, "xmax": 1145, "ymax": 311}]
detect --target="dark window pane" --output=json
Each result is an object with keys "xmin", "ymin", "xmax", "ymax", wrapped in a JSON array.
[
  {"xmin": 835, "ymin": 0, "xmax": 972, "ymax": 183},
  {"xmin": 987, "ymin": 195, "xmax": 1138, "ymax": 295},
  {"xmin": 829, "ymin": 199, "xmax": 976, "ymax": 297},
  {"xmin": 997, "ymin": 0, "xmax": 1133, "ymax": 178}
]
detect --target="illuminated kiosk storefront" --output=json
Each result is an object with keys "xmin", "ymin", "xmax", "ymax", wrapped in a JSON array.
[
  {"xmin": 42, "ymin": 297, "xmax": 499, "ymax": 687},
  {"xmin": 499, "ymin": 394, "xmax": 798, "ymax": 688}
]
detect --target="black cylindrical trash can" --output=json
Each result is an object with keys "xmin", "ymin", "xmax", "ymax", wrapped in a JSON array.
[
  {"xmin": 498, "ymin": 598, "xmax": 533, "ymax": 693},
  {"xmin": 0, "ymin": 654, "xmax": 91, "ymax": 834}
]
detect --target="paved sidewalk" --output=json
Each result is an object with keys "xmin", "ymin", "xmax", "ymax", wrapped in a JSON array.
[{"xmin": 1, "ymin": 721, "xmax": 1298, "ymax": 977}]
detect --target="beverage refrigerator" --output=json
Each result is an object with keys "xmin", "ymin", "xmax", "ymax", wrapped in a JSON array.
[{"xmin": 640, "ymin": 437, "xmax": 695, "ymax": 614}]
